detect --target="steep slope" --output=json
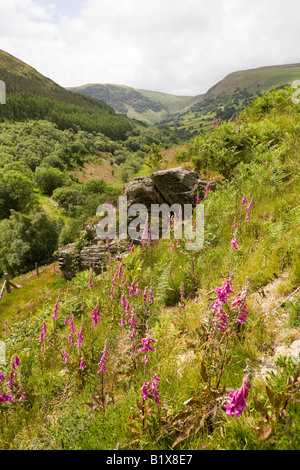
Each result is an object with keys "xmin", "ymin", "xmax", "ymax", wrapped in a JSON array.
[
  {"xmin": 173, "ymin": 63, "xmax": 300, "ymax": 133},
  {"xmin": 205, "ymin": 63, "xmax": 300, "ymax": 99},
  {"xmin": 0, "ymin": 50, "xmax": 136, "ymax": 140},
  {"xmin": 0, "ymin": 49, "xmax": 112, "ymax": 110}
]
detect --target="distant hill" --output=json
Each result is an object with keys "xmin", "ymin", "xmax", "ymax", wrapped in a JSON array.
[
  {"xmin": 0, "ymin": 50, "xmax": 136, "ymax": 140},
  {"xmin": 68, "ymin": 63, "xmax": 300, "ymax": 128},
  {"xmin": 68, "ymin": 83, "xmax": 202, "ymax": 125},
  {"xmin": 205, "ymin": 63, "xmax": 300, "ymax": 99},
  {"xmin": 171, "ymin": 63, "xmax": 300, "ymax": 133},
  {"xmin": 0, "ymin": 49, "xmax": 113, "ymax": 110}
]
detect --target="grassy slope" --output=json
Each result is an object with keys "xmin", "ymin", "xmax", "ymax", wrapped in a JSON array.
[
  {"xmin": 0, "ymin": 49, "xmax": 110, "ymax": 111},
  {"xmin": 205, "ymin": 63, "xmax": 300, "ymax": 98},
  {"xmin": 172, "ymin": 64, "xmax": 300, "ymax": 134},
  {"xmin": 0, "ymin": 87, "xmax": 299, "ymax": 450},
  {"xmin": 68, "ymin": 64, "xmax": 300, "ymax": 129}
]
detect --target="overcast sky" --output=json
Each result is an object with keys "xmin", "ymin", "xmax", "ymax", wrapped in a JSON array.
[{"xmin": 0, "ymin": 0, "xmax": 300, "ymax": 96}]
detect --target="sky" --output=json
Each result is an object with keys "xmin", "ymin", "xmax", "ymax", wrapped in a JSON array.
[{"xmin": 0, "ymin": 0, "xmax": 300, "ymax": 96}]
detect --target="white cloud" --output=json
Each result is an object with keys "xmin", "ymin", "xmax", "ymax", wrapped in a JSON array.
[{"xmin": 0, "ymin": 0, "xmax": 300, "ymax": 95}]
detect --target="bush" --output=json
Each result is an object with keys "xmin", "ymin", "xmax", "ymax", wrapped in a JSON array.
[{"xmin": 34, "ymin": 166, "xmax": 66, "ymax": 196}]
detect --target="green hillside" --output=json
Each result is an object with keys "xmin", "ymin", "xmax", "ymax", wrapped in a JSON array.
[
  {"xmin": 174, "ymin": 63, "xmax": 300, "ymax": 133},
  {"xmin": 0, "ymin": 86, "xmax": 299, "ymax": 450},
  {"xmin": 205, "ymin": 63, "xmax": 300, "ymax": 99},
  {"xmin": 0, "ymin": 50, "xmax": 136, "ymax": 140},
  {"xmin": 68, "ymin": 83, "xmax": 199, "ymax": 125},
  {"xmin": 69, "ymin": 63, "xmax": 300, "ymax": 131}
]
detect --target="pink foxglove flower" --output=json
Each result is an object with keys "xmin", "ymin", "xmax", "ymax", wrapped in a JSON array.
[
  {"xmin": 244, "ymin": 199, "xmax": 253, "ymax": 222},
  {"xmin": 68, "ymin": 332, "xmax": 74, "ymax": 348},
  {"xmin": 232, "ymin": 217, "xmax": 237, "ymax": 229},
  {"xmin": 79, "ymin": 359, "xmax": 86, "ymax": 370},
  {"xmin": 205, "ymin": 182, "xmax": 211, "ymax": 198},
  {"xmin": 225, "ymin": 376, "xmax": 251, "ymax": 417},
  {"xmin": 62, "ymin": 351, "xmax": 69, "ymax": 365},
  {"xmin": 231, "ymin": 287, "xmax": 248, "ymax": 324},
  {"xmin": 135, "ymin": 282, "xmax": 141, "ymax": 297},
  {"xmin": 140, "ymin": 336, "xmax": 157, "ymax": 363},
  {"xmin": 141, "ymin": 215, "xmax": 148, "ymax": 245},
  {"xmin": 128, "ymin": 313, "xmax": 137, "ymax": 331},
  {"xmin": 214, "ymin": 279, "xmax": 234, "ymax": 304},
  {"xmin": 211, "ymin": 279, "xmax": 234, "ymax": 330},
  {"xmin": 151, "ymin": 374, "xmax": 161, "ymax": 406},
  {"xmin": 231, "ymin": 239, "xmax": 239, "ymax": 250},
  {"xmin": 68, "ymin": 315, "xmax": 77, "ymax": 333},
  {"xmin": 117, "ymin": 260, "xmax": 123, "ymax": 279},
  {"xmin": 52, "ymin": 298, "xmax": 59, "ymax": 323},
  {"xmin": 141, "ymin": 381, "xmax": 151, "ymax": 401},
  {"xmin": 128, "ymin": 279, "xmax": 136, "ymax": 297},
  {"xmin": 91, "ymin": 304, "xmax": 101, "ymax": 327},
  {"xmin": 39, "ymin": 321, "xmax": 47, "ymax": 343},
  {"xmin": 75, "ymin": 327, "xmax": 85, "ymax": 348},
  {"xmin": 245, "ymin": 199, "xmax": 253, "ymax": 212},
  {"xmin": 149, "ymin": 289, "xmax": 154, "ymax": 305},
  {"xmin": 97, "ymin": 343, "xmax": 108, "ymax": 374},
  {"xmin": 12, "ymin": 356, "xmax": 20, "ymax": 371},
  {"xmin": 143, "ymin": 288, "xmax": 148, "ymax": 304},
  {"xmin": 241, "ymin": 196, "xmax": 248, "ymax": 205},
  {"xmin": 0, "ymin": 392, "xmax": 14, "ymax": 403},
  {"xmin": 125, "ymin": 302, "xmax": 130, "ymax": 317}
]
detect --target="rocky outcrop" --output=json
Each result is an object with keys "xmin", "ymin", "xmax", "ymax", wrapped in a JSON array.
[
  {"xmin": 57, "ymin": 239, "xmax": 129, "ymax": 280},
  {"xmin": 125, "ymin": 167, "xmax": 217, "ymax": 209},
  {"xmin": 150, "ymin": 167, "xmax": 212, "ymax": 206},
  {"xmin": 58, "ymin": 167, "xmax": 218, "ymax": 279}
]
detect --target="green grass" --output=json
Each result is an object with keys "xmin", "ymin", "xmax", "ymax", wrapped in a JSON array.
[{"xmin": 35, "ymin": 192, "xmax": 71, "ymax": 223}]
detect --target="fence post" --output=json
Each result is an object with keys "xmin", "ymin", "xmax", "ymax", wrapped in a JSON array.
[
  {"xmin": 4, "ymin": 273, "xmax": 11, "ymax": 294},
  {"xmin": 35, "ymin": 262, "xmax": 39, "ymax": 277},
  {"xmin": 0, "ymin": 281, "xmax": 6, "ymax": 300}
]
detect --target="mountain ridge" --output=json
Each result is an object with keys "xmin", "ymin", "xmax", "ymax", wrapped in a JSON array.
[{"xmin": 68, "ymin": 62, "xmax": 300, "ymax": 125}]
